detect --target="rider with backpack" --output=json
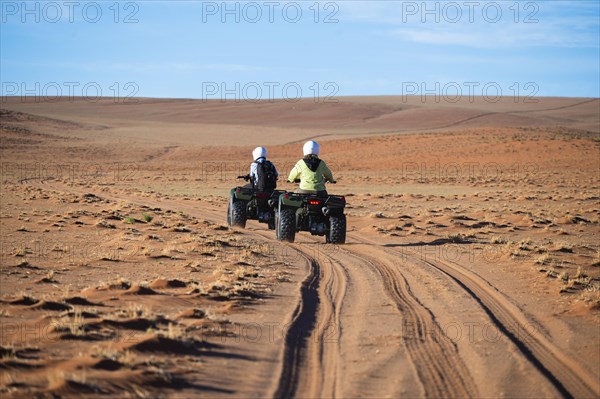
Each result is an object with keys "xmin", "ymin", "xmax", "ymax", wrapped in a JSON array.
[
  {"xmin": 288, "ymin": 140, "xmax": 335, "ymax": 196},
  {"xmin": 248, "ymin": 146, "xmax": 278, "ymax": 191}
]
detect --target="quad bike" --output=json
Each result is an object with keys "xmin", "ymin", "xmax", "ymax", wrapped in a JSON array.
[
  {"xmin": 275, "ymin": 181, "xmax": 346, "ymax": 244},
  {"xmin": 227, "ymin": 175, "xmax": 284, "ymax": 229}
]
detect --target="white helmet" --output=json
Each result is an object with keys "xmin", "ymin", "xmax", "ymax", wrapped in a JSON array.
[
  {"xmin": 303, "ymin": 140, "xmax": 320, "ymax": 156},
  {"xmin": 252, "ymin": 146, "xmax": 267, "ymax": 160}
]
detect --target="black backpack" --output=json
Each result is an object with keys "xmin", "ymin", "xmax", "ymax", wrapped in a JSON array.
[{"xmin": 254, "ymin": 160, "xmax": 277, "ymax": 191}]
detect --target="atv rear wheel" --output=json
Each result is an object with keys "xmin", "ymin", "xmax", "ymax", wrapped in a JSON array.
[
  {"xmin": 230, "ymin": 201, "xmax": 247, "ymax": 228},
  {"xmin": 277, "ymin": 208, "xmax": 296, "ymax": 243},
  {"xmin": 328, "ymin": 214, "xmax": 346, "ymax": 244}
]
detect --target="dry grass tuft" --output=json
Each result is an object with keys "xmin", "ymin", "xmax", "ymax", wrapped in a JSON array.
[
  {"xmin": 535, "ymin": 254, "xmax": 550, "ymax": 265},
  {"xmin": 491, "ymin": 235, "xmax": 507, "ymax": 244}
]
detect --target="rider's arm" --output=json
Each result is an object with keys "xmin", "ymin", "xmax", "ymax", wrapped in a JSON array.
[
  {"xmin": 288, "ymin": 161, "xmax": 301, "ymax": 182},
  {"xmin": 249, "ymin": 162, "xmax": 258, "ymax": 184},
  {"xmin": 322, "ymin": 162, "xmax": 335, "ymax": 183}
]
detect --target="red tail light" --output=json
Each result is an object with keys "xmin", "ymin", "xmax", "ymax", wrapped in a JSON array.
[
  {"xmin": 308, "ymin": 200, "xmax": 321, "ymax": 205},
  {"xmin": 340, "ymin": 196, "xmax": 345, "ymax": 202},
  {"xmin": 284, "ymin": 193, "xmax": 289, "ymax": 199},
  {"xmin": 256, "ymin": 192, "xmax": 269, "ymax": 199}
]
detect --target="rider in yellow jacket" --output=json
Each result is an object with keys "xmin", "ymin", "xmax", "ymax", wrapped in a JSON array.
[{"xmin": 288, "ymin": 140, "xmax": 335, "ymax": 196}]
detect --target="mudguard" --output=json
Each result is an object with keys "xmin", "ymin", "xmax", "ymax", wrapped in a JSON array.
[
  {"xmin": 230, "ymin": 187, "xmax": 254, "ymax": 201},
  {"xmin": 278, "ymin": 193, "xmax": 304, "ymax": 208},
  {"xmin": 325, "ymin": 195, "xmax": 346, "ymax": 209}
]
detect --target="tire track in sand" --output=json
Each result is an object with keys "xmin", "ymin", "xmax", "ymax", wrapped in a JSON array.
[
  {"xmin": 415, "ymin": 256, "xmax": 600, "ymax": 399},
  {"xmin": 311, "ymin": 255, "xmax": 347, "ymax": 399},
  {"xmin": 273, "ymin": 256, "xmax": 320, "ymax": 399},
  {"xmin": 272, "ymin": 229, "xmax": 477, "ymax": 398},
  {"xmin": 351, "ymin": 233, "xmax": 600, "ymax": 399},
  {"xmin": 341, "ymin": 246, "xmax": 479, "ymax": 399},
  {"xmin": 270, "ymin": 244, "xmax": 347, "ymax": 399}
]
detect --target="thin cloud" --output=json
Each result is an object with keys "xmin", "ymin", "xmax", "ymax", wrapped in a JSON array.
[
  {"xmin": 340, "ymin": 1, "xmax": 599, "ymax": 49},
  {"xmin": 387, "ymin": 21, "xmax": 599, "ymax": 49}
]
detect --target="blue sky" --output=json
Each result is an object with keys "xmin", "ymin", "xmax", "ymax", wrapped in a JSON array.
[{"xmin": 1, "ymin": 1, "xmax": 599, "ymax": 99}]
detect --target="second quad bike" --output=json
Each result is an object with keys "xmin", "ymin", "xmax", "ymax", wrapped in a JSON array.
[
  {"xmin": 227, "ymin": 175, "xmax": 283, "ymax": 229},
  {"xmin": 275, "ymin": 187, "xmax": 346, "ymax": 244}
]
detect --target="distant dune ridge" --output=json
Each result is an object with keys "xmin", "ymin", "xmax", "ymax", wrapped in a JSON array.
[{"xmin": 1, "ymin": 96, "xmax": 598, "ymax": 147}]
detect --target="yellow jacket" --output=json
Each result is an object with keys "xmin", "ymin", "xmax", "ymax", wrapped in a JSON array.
[{"xmin": 288, "ymin": 156, "xmax": 334, "ymax": 191}]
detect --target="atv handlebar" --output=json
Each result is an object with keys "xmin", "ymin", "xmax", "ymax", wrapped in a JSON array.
[{"xmin": 237, "ymin": 175, "xmax": 251, "ymax": 181}]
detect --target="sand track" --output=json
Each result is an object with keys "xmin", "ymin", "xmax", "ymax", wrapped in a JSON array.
[
  {"xmin": 350, "ymin": 234, "xmax": 600, "ymax": 399},
  {"xmin": 23, "ymin": 179, "xmax": 600, "ymax": 398},
  {"xmin": 271, "ymin": 249, "xmax": 348, "ymax": 399},
  {"xmin": 272, "ymin": 256, "xmax": 321, "ymax": 399},
  {"xmin": 341, "ymin": 248, "xmax": 478, "ymax": 398}
]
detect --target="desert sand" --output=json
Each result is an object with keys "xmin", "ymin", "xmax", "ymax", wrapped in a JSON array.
[{"xmin": 0, "ymin": 96, "xmax": 599, "ymax": 398}]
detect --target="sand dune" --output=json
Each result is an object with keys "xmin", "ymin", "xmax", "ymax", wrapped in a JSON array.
[
  {"xmin": 0, "ymin": 96, "xmax": 598, "ymax": 398},
  {"xmin": 2, "ymin": 96, "xmax": 597, "ymax": 146}
]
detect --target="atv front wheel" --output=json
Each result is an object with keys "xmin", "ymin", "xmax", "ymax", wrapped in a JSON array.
[
  {"xmin": 230, "ymin": 201, "xmax": 247, "ymax": 228},
  {"xmin": 277, "ymin": 208, "xmax": 296, "ymax": 243},
  {"xmin": 328, "ymin": 214, "xmax": 346, "ymax": 244}
]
